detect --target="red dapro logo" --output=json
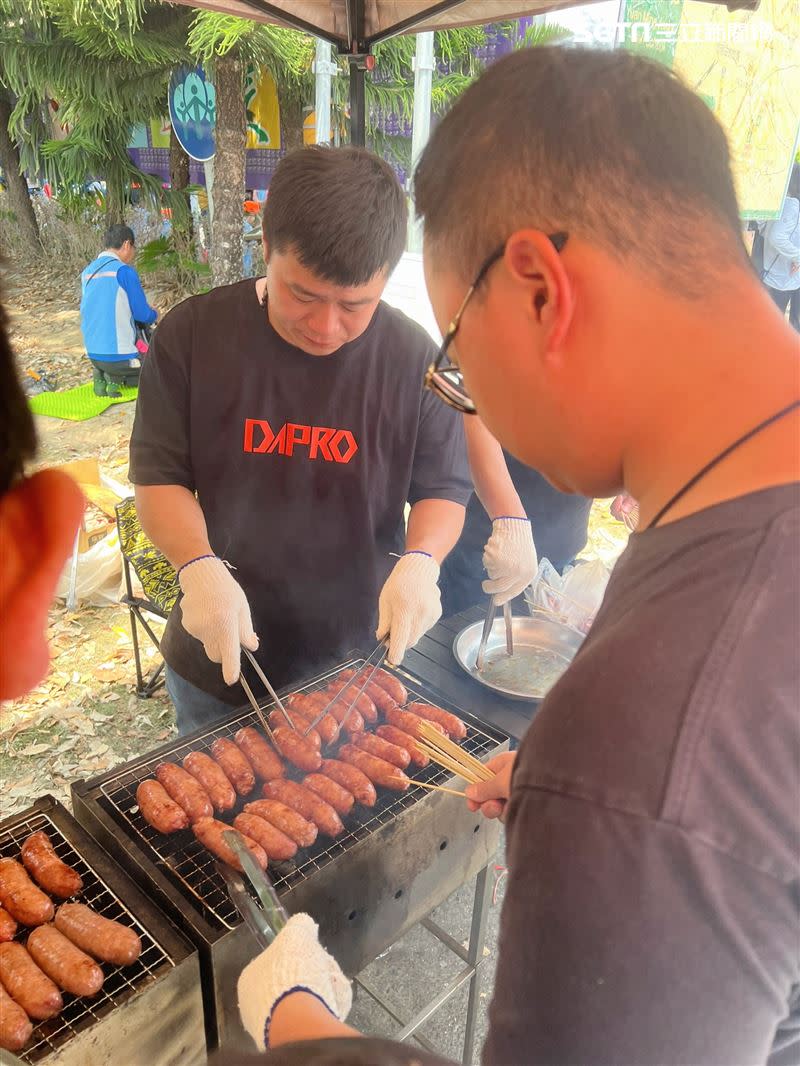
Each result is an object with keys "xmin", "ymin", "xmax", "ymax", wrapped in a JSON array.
[{"xmin": 243, "ymin": 418, "xmax": 359, "ymax": 464}]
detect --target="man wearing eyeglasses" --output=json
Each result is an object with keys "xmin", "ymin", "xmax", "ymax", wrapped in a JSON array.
[
  {"xmin": 130, "ymin": 146, "xmax": 473, "ymax": 733},
  {"xmin": 227, "ymin": 45, "xmax": 799, "ymax": 1066}
]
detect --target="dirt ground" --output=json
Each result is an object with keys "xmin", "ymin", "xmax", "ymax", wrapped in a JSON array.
[{"xmin": 0, "ymin": 263, "xmax": 630, "ymax": 820}]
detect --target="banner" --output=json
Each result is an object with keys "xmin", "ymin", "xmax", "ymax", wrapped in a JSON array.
[
  {"xmin": 245, "ymin": 66, "xmax": 281, "ymax": 150},
  {"xmin": 169, "ymin": 66, "xmax": 216, "ymax": 162},
  {"xmin": 622, "ymin": 0, "xmax": 800, "ymax": 218},
  {"xmin": 149, "ymin": 117, "xmax": 171, "ymax": 149}
]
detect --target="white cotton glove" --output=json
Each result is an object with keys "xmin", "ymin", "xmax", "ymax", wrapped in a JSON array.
[
  {"xmin": 178, "ymin": 556, "xmax": 258, "ymax": 685},
  {"xmin": 482, "ymin": 518, "xmax": 538, "ymax": 606},
  {"xmin": 238, "ymin": 913, "xmax": 352, "ymax": 1051},
  {"xmin": 376, "ymin": 551, "xmax": 441, "ymax": 666}
]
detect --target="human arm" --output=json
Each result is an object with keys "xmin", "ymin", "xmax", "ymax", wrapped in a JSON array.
[
  {"xmin": 763, "ymin": 201, "xmax": 800, "ymax": 263},
  {"xmin": 117, "ymin": 264, "xmax": 158, "ymax": 324},
  {"xmin": 405, "ymin": 497, "xmax": 465, "ymax": 562},
  {"xmin": 464, "ymin": 416, "xmax": 525, "ymax": 519},
  {"xmin": 464, "ymin": 417, "xmax": 538, "ymax": 604},
  {"xmin": 135, "ymin": 484, "xmax": 213, "ymax": 571}
]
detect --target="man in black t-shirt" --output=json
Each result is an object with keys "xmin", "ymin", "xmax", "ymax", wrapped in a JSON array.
[
  {"xmin": 233, "ymin": 47, "xmax": 799, "ymax": 1066},
  {"xmin": 129, "ymin": 147, "xmax": 472, "ymax": 732}
]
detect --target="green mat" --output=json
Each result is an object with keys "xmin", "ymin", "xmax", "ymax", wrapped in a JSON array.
[{"xmin": 29, "ymin": 382, "xmax": 138, "ymax": 422}]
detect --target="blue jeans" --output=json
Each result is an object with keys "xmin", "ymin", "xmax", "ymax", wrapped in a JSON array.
[{"xmin": 165, "ymin": 666, "xmax": 236, "ymax": 736}]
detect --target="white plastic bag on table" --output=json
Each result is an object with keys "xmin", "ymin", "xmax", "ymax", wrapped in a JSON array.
[
  {"xmin": 56, "ymin": 530, "xmax": 123, "ymax": 607},
  {"xmin": 524, "ymin": 557, "xmax": 612, "ymax": 635}
]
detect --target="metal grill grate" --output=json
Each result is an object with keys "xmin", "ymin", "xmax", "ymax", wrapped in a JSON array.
[
  {"xmin": 96, "ymin": 659, "xmax": 504, "ymax": 931},
  {"xmin": 0, "ymin": 811, "xmax": 174, "ymax": 1064}
]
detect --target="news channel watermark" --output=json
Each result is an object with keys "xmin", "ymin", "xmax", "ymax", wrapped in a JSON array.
[{"xmin": 571, "ymin": 19, "xmax": 776, "ymax": 47}]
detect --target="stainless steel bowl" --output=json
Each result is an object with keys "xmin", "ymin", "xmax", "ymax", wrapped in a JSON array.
[{"xmin": 453, "ymin": 614, "xmax": 584, "ymax": 701}]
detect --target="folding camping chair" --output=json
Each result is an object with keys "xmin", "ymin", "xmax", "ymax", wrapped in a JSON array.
[{"xmin": 115, "ymin": 497, "xmax": 180, "ymax": 697}]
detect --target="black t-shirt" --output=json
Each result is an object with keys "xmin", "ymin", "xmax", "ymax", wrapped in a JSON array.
[
  {"xmin": 440, "ymin": 450, "xmax": 592, "ymax": 616},
  {"xmin": 129, "ymin": 280, "xmax": 471, "ymax": 702},
  {"xmin": 487, "ymin": 483, "xmax": 800, "ymax": 1065}
]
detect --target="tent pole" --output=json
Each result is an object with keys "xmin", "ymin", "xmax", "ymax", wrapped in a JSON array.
[
  {"xmin": 314, "ymin": 39, "xmax": 336, "ymax": 145},
  {"xmin": 408, "ymin": 31, "xmax": 435, "ymax": 251},
  {"xmin": 349, "ymin": 59, "xmax": 367, "ymax": 147}
]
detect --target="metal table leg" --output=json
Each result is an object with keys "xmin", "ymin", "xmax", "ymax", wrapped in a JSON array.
[
  {"xmin": 355, "ymin": 861, "xmax": 495, "ymax": 1065},
  {"xmin": 462, "ymin": 864, "xmax": 493, "ymax": 1064}
]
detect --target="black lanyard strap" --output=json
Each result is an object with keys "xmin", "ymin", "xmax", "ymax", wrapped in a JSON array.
[{"xmin": 646, "ymin": 398, "xmax": 800, "ymax": 530}]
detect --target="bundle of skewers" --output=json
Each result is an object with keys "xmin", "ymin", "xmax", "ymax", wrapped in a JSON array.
[{"xmin": 412, "ymin": 721, "xmax": 495, "ymax": 798}]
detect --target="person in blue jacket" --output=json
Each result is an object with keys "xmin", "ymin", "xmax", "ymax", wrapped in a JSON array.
[{"xmin": 80, "ymin": 224, "xmax": 158, "ymax": 396}]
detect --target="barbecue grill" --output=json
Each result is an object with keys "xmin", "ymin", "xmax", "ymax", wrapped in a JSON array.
[
  {"xmin": 0, "ymin": 795, "xmax": 205, "ymax": 1066},
  {"xmin": 72, "ymin": 656, "xmax": 508, "ymax": 1057}
]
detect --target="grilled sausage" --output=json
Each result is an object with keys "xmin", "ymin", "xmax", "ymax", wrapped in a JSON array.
[
  {"xmin": 232, "ymin": 814, "xmax": 297, "ymax": 862},
  {"xmin": 323, "ymin": 676, "xmax": 378, "ymax": 725},
  {"xmin": 368, "ymin": 667, "xmax": 408, "ymax": 707},
  {"xmin": 155, "ymin": 763, "xmax": 213, "ymax": 823},
  {"xmin": 353, "ymin": 731, "xmax": 411, "ymax": 770},
  {"xmin": 262, "ymin": 780, "xmax": 344, "ymax": 838},
  {"xmin": 136, "ymin": 779, "xmax": 190, "ymax": 833},
  {"xmin": 0, "ymin": 906, "xmax": 17, "ymax": 943},
  {"xmin": 182, "ymin": 751, "xmax": 236, "ymax": 813},
  {"xmin": 338, "ymin": 745, "xmax": 411, "ymax": 791},
  {"xmin": 285, "ymin": 694, "xmax": 338, "ymax": 745},
  {"xmin": 350, "ymin": 670, "xmax": 399, "ymax": 716},
  {"xmin": 21, "ymin": 831, "xmax": 83, "ymax": 899},
  {"xmin": 193, "ymin": 818, "xmax": 268, "ymax": 871},
  {"xmin": 303, "ymin": 773, "xmax": 355, "ymax": 817},
  {"xmin": 376, "ymin": 725, "xmax": 430, "ymax": 768},
  {"xmin": 273, "ymin": 726, "xmax": 322, "ymax": 773},
  {"xmin": 55, "ymin": 904, "xmax": 141, "ymax": 966},
  {"xmin": 0, "ymin": 982, "xmax": 32, "ymax": 1051},
  {"xmin": 320, "ymin": 758, "xmax": 376, "ymax": 807},
  {"xmin": 209, "ymin": 738, "xmax": 256, "ymax": 796},
  {"xmin": 27, "ymin": 924, "xmax": 104, "ymax": 997},
  {"xmin": 0, "ymin": 942, "xmax": 62, "ymax": 1020},
  {"xmin": 406, "ymin": 702, "xmax": 467, "ymax": 741},
  {"xmin": 385, "ymin": 706, "xmax": 445, "ymax": 740},
  {"xmin": 0, "ymin": 858, "xmax": 54, "ymax": 926},
  {"xmin": 243, "ymin": 800, "xmax": 318, "ymax": 849},
  {"xmin": 234, "ymin": 726, "xmax": 284, "ymax": 781},
  {"xmin": 268, "ymin": 713, "xmax": 323, "ymax": 749}
]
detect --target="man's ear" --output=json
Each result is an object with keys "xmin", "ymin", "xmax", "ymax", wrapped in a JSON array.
[
  {"xmin": 0, "ymin": 469, "xmax": 84, "ymax": 702},
  {"xmin": 505, "ymin": 230, "xmax": 574, "ymax": 354}
]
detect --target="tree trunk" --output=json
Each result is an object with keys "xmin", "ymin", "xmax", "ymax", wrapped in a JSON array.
[
  {"xmin": 210, "ymin": 52, "xmax": 245, "ymax": 288},
  {"xmin": 0, "ymin": 90, "xmax": 41, "ymax": 248},
  {"xmin": 169, "ymin": 128, "xmax": 193, "ymax": 251},
  {"xmin": 280, "ymin": 96, "xmax": 305, "ymax": 153}
]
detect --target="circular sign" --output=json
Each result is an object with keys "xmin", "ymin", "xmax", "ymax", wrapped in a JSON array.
[{"xmin": 168, "ymin": 65, "xmax": 216, "ymax": 161}]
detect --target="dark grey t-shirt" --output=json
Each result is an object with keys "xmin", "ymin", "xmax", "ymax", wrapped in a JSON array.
[
  {"xmin": 486, "ymin": 483, "xmax": 800, "ymax": 1066},
  {"xmin": 129, "ymin": 280, "xmax": 471, "ymax": 702}
]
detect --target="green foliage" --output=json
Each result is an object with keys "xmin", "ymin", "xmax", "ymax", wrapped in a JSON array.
[{"xmin": 137, "ymin": 234, "xmax": 210, "ymax": 277}]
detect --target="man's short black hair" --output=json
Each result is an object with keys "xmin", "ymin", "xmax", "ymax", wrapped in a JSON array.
[
  {"xmin": 105, "ymin": 224, "xmax": 135, "ymax": 250},
  {"xmin": 0, "ymin": 278, "xmax": 37, "ymax": 495},
  {"xmin": 262, "ymin": 146, "xmax": 407, "ymax": 286},
  {"xmin": 414, "ymin": 46, "xmax": 748, "ymax": 297}
]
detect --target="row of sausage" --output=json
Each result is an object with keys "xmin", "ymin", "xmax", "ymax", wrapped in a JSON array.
[{"xmin": 0, "ymin": 832, "xmax": 142, "ymax": 1053}]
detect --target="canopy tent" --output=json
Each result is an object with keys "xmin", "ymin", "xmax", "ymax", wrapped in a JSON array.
[{"xmin": 169, "ymin": 0, "xmax": 761, "ymax": 143}]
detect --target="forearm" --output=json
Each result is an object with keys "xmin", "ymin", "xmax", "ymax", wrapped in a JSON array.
[
  {"xmin": 406, "ymin": 499, "xmax": 465, "ymax": 562},
  {"xmin": 465, "ymin": 417, "xmax": 526, "ymax": 519},
  {"xmin": 269, "ymin": 991, "xmax": 361, "ymax": 1047},
  {"xmin": 134, "ymin": 484, "xmax": 213, "ymax": 570}
]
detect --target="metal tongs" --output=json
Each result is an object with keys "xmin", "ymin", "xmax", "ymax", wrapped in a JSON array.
[
  {"xmin": 475, "ymin": 596, "xmax": 514, "ymax": 674},
  {"xmin": 238, "ymin": 646, "xmax": 295, "ymax": 740},
  {"xmin": 302, "ymin": 641, "xmax": 388, "ymax": 742},
  {"xmin": 218, "ymin": 830, "xmax": 288, "ymax": 948}
]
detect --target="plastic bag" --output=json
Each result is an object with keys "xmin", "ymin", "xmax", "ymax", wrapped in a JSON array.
[
  {"xmin": 525, "ymin": 557, "xmax": 612, "ymax": 635},
  {"xmin": 56, "ymin": 530, "xmax": 123, "ymax": 607}
]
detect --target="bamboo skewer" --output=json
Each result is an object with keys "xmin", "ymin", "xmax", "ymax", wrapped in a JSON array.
[
  {"xmin": 412, "ymin": 780, "xmax": 468, "ymax": 799},
  {"xmin": 415, "ymin": 721, "xmax": 494, "ymax": 783}
]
